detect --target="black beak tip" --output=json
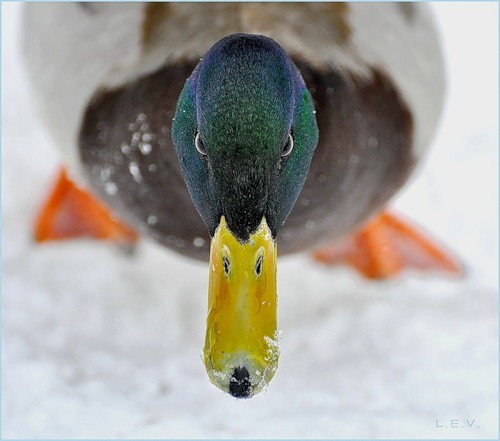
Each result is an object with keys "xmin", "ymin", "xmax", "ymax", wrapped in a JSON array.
[{"xmin": 229, "ymin": 366, "xmax": 252, "ymax": 398}]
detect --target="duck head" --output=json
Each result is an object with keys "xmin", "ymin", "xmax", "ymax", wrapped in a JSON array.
[{"xmin": 172, "ymin": 34, "xmax": 318, "ymax": 397}]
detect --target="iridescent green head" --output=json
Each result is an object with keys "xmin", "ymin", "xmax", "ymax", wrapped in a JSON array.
[{"xmin": 172, "ymin": 34, "xmax": 318, "ymax": 397}]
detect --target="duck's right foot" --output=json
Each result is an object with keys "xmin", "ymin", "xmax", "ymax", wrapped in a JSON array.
[{"xmin": 34, "ymin": 167, "xmax": 138, "ymax": 246}]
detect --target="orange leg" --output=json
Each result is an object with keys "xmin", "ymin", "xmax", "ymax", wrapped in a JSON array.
[
  {"xmin": 34, "ymin": 167, "xmax": 138, "ymax": 244},
  {"xmin": 312, "ymin": 211, "xmax": 462, "ymax": 279}
]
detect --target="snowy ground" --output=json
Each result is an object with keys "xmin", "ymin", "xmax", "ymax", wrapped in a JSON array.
[{"xmin": 2, "ymin": 2, "xmax": 498, "ymax": 439}]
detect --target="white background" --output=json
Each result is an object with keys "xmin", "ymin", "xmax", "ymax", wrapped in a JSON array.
[{"xmin": 2, "ymin": 2, "xmax": 498, "ymax": 439}]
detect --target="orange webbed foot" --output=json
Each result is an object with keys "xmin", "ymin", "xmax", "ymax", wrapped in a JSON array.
[
  {"xmin": 312, "ymin": 211, "xmax": 463, "ymax": 279},
  {"xmin": 34, "ymin": 167, "xmax": 138, "ymax": 245}
]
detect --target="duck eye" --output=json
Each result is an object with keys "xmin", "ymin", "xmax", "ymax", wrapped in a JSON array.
[
  {"xmin": 195, "ymin": 132, "xmax": 207, "ymax": 156},
  {"xmin": 281, "ymin": 133, "xmax": 294, "ymax": 157}
]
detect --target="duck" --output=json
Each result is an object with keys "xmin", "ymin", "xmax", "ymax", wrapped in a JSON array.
[{"xmin": 21, "ymin": 2, "xmax": 460, "ymax": 398}]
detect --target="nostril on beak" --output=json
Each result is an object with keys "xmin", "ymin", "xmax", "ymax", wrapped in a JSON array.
[{"xmin": 229, "ymin": 366, "xmax": 252, "ymax": 398}]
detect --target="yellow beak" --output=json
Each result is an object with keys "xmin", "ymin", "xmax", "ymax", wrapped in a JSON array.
[{"xmin": 203, "ymin": 216, "xmax": 279, "ymax": 398}]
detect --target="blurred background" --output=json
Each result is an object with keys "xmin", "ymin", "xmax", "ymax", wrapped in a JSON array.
[{"xmin": 2, "ymin": 2, "xmax": 498, "ymax": 439}]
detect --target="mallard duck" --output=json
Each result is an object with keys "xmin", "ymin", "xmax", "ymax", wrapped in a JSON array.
[{"xmin": 22, "ymin": 2, "xmax": 460, "ymax": 398}]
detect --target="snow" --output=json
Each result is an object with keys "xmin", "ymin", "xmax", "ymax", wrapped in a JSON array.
[{"xmin": 2, "ymin": 2, "xmax": 498, "ymax": 439}]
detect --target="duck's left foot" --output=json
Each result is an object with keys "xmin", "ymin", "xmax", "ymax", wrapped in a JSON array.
[{"xmin": 312, "ymin": 211, "xmax": 462, "ymax": 279}]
